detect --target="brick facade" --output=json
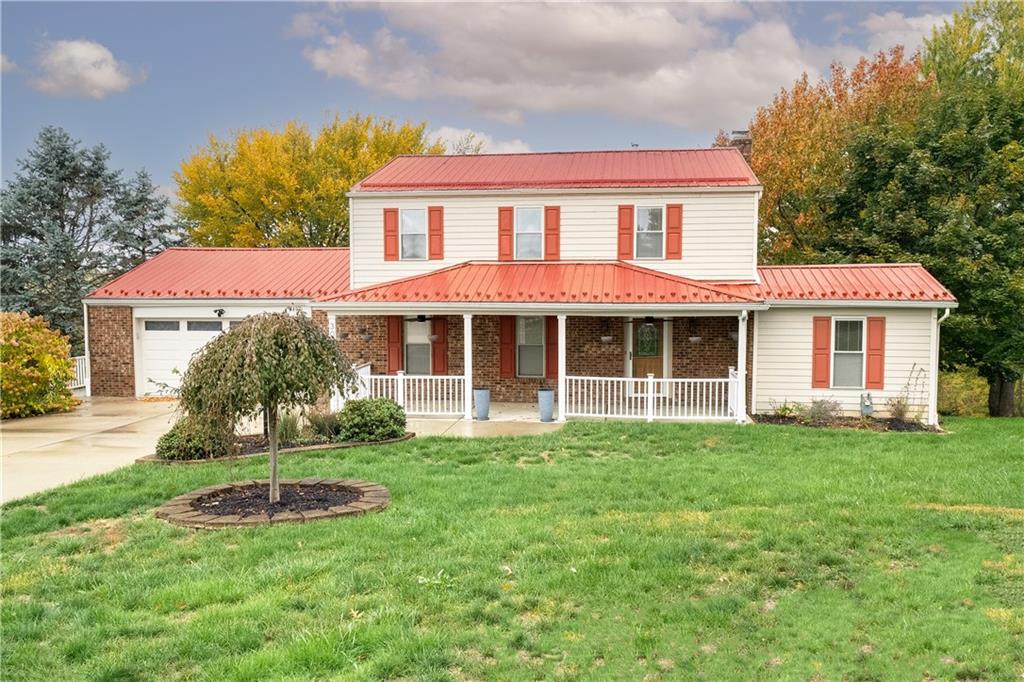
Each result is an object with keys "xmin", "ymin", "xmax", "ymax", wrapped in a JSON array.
[{"xmin": 88, "ymin": 305, "xmax": 135, "ymax": 397}]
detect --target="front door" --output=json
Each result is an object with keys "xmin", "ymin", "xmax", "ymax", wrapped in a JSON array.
[{"xmin": 632, "ymin": 320, "xmax": 664, "ymax": 378}]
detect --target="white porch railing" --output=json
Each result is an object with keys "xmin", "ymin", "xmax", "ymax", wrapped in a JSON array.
[
  {"xmin": 330, "ymin": 366, "xmax": 465, "ymax": 416},
  {"xmin": 565, "ymin": 370, "xmax": 738, "ymax": 421},
  {"xmin": 69, "ymin": 355, "xmax": 88, "ymax": 390}
]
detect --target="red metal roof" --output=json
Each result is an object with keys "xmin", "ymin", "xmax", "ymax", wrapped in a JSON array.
[
  {"xmin": 87, "ymin": 248, "xmax": 351, "ymax": 299},
  {"xmin": 328, "ymin": 261, "xmax": 760, "ymax": 305},
  {"xmin": 352, "ymin": 148, "xmax": 759, "ymax": 192},
  {"xmin": 718, "ymin": 264, "xmax": 955, "ymax": 303}
]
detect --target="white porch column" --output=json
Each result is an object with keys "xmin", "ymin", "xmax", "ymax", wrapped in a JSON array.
[
  {"xmin": 557, "ymin": 314, "xmax": 567, "ymax": 422},
  {"xmin": 463, "ymin": 314, "xmax": 473, "ymax": 420},
  {"xmin": 736, "ymin": 311, "xmax": 748, "ymax": 423}
]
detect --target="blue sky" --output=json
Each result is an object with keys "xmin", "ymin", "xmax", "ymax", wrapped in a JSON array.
[{"xmin": 2, "ymin": 2, "xmax": 954, "ymax": 195}]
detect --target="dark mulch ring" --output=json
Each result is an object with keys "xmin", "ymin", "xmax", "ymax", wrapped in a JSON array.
[
  {"xmin": 752, "ymin": 414, "xmax": 937, "ymax": 432},
  {"xmin": 236, "ymin": 434, "xmax": 329, "ymax": 455},
  {"xmin": 195, "ymin": 482, "xmax": 361, "ymax": 518},
  {"xmin": 155, "ymin": 479, "xmax": 391, "ymax": 529}
]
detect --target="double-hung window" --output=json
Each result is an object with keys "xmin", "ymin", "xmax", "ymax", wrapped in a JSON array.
[
  {"xmin": 635, "ymin": 206, "xmax": 664, "ymax": 259},
  {"xmin": 404, "ymin": 318, "xmax": 432, "ymax": 375},
  {"xmin": 832, "ymin": 318, "xmax": 865, "ymax": 388},
  {"xmin": 516, "ymin": 316, "xmax": 545, "ymax": 377},
  {"xmin": 400, "ymin": 208, "xmax": 427, "ymax": 260},
  {"xmin": 515, "ymin": 207, "xmax": 543, "ymax": 260}
]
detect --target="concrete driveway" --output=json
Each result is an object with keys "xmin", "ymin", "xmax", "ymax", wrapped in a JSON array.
[{"xmin": 1, "ymin": 398, "xmax": 178, "ymax": 503}]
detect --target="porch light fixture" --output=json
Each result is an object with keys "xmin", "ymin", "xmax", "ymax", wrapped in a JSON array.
[
  {"xmin": 688, "ymin": 318, "xmax": 702, "ymax": 344},
  {"xmin": 729, "ymin": 331, "xmax": 739, "ymax": 341},
  {"xmin": 357, "ymin": 326, "xmax": 373, "ymax": 343},
  {"xmin": 599, "ymin": 319, "xmax": 614, "ymax": 344},
  {"xmin": 428, "ymin": 334, "xmax": 440, "ymax": 343}
]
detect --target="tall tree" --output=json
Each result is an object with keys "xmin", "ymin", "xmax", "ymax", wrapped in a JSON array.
[
  {"xmin": 175, "ymin": 114, "xmax": 446, "ymax": 248},
  {"xmin": 1, "ymin": 127, "xmax": 181, "ymax": 351},
  {"xmin": 747, "ymin": 48, "xmax": 932, "ymax": 263},
  {"xmin": 105, "ymin": 170, "xmax": 185, "ymax": 277}
]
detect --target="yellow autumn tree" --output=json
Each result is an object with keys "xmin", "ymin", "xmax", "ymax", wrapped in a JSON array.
[
  {"xmin": 175, "ymin": 115, "xmax": 445, "ymax": 247},
  {"xmin": 746, "ymin": 47, "xmax": 934, "ymax": 263}
]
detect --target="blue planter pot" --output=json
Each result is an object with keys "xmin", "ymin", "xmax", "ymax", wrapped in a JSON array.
[
  {"xmin": 538, "ymin": 388, "xmax": 555, "ymax": 422},
  {"xmin": 473, "ymin": 388, "xmax": 491, "ymax": 421}
]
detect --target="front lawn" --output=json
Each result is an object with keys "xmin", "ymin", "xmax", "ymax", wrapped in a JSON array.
[{"xmin": 2, "ymin": 418, "xmax": 1023, "ymax": 680}]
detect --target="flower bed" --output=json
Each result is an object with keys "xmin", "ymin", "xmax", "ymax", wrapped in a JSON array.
[{"xmin": 752, "ymin": 414, "xmax": 937, "ymax": 432}]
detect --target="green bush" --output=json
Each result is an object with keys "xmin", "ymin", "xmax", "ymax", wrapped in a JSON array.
[
  {"xmin": 800, "ymin": 398, "xmax": 842, "ymax": 426},
  {"xmin": 1, "ymin": 312, "xmax": 76, "ymax": 419},
  {"xmin": 938, "ymin": 368, "xmax": 988, "ymax": 416},
  {"xmin": 307, "ymin": 410, "xmax": 341, "ymax": 438},
  {"xmin": 155, "ymin": 415, "xmax": 237, "ymax": 461},
  {"xmin": 276, "ymin": 411, "xmax": 301, "ymax": 444},
  {"xmin": 338, "ymin": 398, "xmax": 406, "ymax": 442}
]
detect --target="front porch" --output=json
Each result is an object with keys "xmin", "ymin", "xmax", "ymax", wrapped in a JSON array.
[{"xmin": 328, "ymin": 312, "xmax": 752, "ymax": 423}]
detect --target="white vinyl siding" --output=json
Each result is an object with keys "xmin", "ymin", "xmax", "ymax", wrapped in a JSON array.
[
  {"xmin": 349, "ymin": 190, "xmax": 758, "ymax": 288},
  {"xmin": 754, "ymin": 307, "xmax": 935, "ymax": 419}
]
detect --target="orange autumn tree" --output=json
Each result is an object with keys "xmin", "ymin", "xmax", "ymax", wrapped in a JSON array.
[{"xmin": 744, "ymin": 48, "xmax": 934, "ymax": 263}]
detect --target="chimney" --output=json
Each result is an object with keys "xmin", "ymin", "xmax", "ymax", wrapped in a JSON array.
[{"xmin": 728, "ymin": 130, "xmax": 752, "ymax": 164}]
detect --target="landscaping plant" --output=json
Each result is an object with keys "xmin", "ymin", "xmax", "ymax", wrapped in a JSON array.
[
  {"xmin": 155, "ymin": 414, "xmax": 236, "ymax": 461},
  {"xmin": 178, "ymin": 311, "xmax": 357, "ymax": 502},
  {"xmin": 0, "ymin": 312, "xmax": 76, "ymax": 418},
  {"xmin": 339, "ymin": 397, "xmax": 406, "ymax": 442}
]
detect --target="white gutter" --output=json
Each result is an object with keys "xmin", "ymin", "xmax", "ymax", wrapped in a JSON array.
[{"xmin": 765, "ymin": 300, "xmax": 958, "ymax": 309}]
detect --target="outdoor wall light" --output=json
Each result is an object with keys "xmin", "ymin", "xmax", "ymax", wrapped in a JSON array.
[
  {"xmin": 729, "ymin": 331, "xmax": 739, "ymax": 341},
  {"xmin": 688, "ymin": 318, "xmax": 701, "ymax": 344},
  {"xmin": 214, "ymin": 308, "xmax": 225, "ymax": 317},
  {"xmin": 428, "ymin": 334, "xmax": 440, "ymax": 343}
]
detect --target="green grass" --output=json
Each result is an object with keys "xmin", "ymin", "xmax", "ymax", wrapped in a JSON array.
[{"xmin": 3, "ymin": 418, "xmax": 1023, "ymax": 681}]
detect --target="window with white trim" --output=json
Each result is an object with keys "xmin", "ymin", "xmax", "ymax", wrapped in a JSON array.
[
  {"xmin": 635, "ymin": 206, "xmax": 664, "ymax": 259},
  {"xmin": 404, "ymin": 318, "xmax": 432, "ymax": 375},
  {"xmin": 515, "ymin": 207, "xmax": 543, "ymax": 260},
  {"xmin": 144, "ymin": 320, "xmax": 179, "ymax": 331},
  {"xmin": 187, "ymin": 320, "xmax": 223, "ymax": 332},
  {"xmin": 832, "ymin": 318, "xmax": 865, "ymax": 388},
  {"xmin": 400, "ymin": 208, "xmax": 427, "ymax": 260},
  {"xmin": 516, "ymin": 316, "xmax": 544, "ymax": 377}
]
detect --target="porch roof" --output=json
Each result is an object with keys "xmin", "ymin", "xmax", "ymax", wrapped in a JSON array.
[{"xmin": 322, "ymin": 261, "xmax": 760, "ymax": 305}]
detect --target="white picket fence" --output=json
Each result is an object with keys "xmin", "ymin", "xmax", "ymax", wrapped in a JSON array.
[
  {"xmin": 565, "ymin": 369, "xmax": 738, "ymax": 421},
  {"xmin": 330, "ymin": 365, "xmax": 465, "ymax": 416},
  {"xmin": 69, "ymin": 355, "xmax": 89, "ymax": 390}
]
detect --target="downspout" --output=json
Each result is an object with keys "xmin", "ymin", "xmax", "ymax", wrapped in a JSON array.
[{"xmin": 929, "ymin": 308, "xmax": 951, "ymax": 426}]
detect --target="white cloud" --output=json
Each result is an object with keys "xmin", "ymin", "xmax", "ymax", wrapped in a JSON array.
[
  {"xmin": 1, "ymin": 53, "xmax": 16, "ymax": 73},
  {"xmin": 30, "ymin": 39, "xmax": 145, "ymax": 98},
  {"xmin": 298, "ymin": 4, "xmax": 950, "ymax": 131},
  {"xmin": 862, "ymin": 11, "xmax": 951, "ymax": 53},
  {"xmin": 429, "ymin": 126, "xmax": 531, "ymax": 154}
]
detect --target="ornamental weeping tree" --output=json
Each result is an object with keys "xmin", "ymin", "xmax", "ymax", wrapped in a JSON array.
[{"xmin": 179, "ymin": 312, "xmax": 357, "ymax": 502}]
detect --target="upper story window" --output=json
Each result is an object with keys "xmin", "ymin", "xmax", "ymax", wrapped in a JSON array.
[
  {"xmin": 515, "ymin": 207, "xmax": 543, "ymax": 260},
  {"xmin": 517, "ymin": 316, "xmax": 545, "ymax": 376},
  {"xmin": 832, "ymin": 318, "xmax": 865, "ymax": 388},
  {"xmin": 635, "ymin": 206, "xmax": 664, "ymax": 259},
  {"xmin": 400, "ymin": 208, "xmax": 427, "ymax": 260}
]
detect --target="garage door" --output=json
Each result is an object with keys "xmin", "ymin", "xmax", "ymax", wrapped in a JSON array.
[{"xmin": 138, "ymin": 319, "xmax": 236, "ymax": 395}]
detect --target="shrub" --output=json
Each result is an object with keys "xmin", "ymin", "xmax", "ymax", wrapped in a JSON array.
[
  {"xmin": 938, "ymin": 368, "xmax": 988, "ymax": 416},
  {"xmin": 886, "ymin": 395, "xmax": 910, "ymax": 422},
  {"xmin": 1, "ymin": 312, "xmax": 76, "ymax": 419},
  {"xmin": 277, "ymin": 411, "xmax": 301, "ymax": 444},
  {"xmin": 339, "ymin": 397, "xmax": 406, "ymax": 442},
  {"xmin": 800, "ymin": 398, "xmax": 841, "ymax": 426},
  {"xmin": 155, "ymin": 415, "xmax": 237, "ymax": 460},
  {"xmin": 770, "ymin": 400, "xmax": 801, "ymax": 419},
  {"xmin": 307, "ymin": 410, "xmax": 341, "ymax": 438}
]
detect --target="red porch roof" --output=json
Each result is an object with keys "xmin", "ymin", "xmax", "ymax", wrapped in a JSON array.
[
  {"xmin": 352, "ymin": 148, "xmax": 759, "ymax": 192},
  {"xmin": 721, "ymin": 263, "xmax": 956, "ymax": 304},
  {"xmin": 87, "ymin": 247, "xmax": 351, "ymax": 299},
  {"xmin": 328, "ymin": 261, "xmax": 760, "ymax": 305}
]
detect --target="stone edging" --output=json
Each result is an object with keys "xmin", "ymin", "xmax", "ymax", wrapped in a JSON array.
[
  {"xmin": 136, "ymin": 432, "xmax": 415, "ymax": 465},
  {"xmin": 155, "ymin": 478, "xmax": 391, "ymax": 529}
]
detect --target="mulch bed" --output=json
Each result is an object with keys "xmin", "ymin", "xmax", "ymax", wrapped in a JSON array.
[
  {"xmin": 752, "ymin": 414, "xmax": 937, "ymax": 432},
  {"xmin": 155, "ymin": 478, "xmax": 391, "ymax": 529}
]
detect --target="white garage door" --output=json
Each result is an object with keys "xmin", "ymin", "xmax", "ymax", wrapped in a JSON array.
[{"xmin": 138, "ymin": 319, "xmax": 237, "ymax": 396}]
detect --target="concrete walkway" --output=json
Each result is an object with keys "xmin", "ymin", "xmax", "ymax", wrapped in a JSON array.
[
  {"xmin": 407, "ymin": 402, "xmax": 565, "ymax": 437},
  {"xmin": 1, "ymin": 398, "xmax": 178, "ymax": 503}
]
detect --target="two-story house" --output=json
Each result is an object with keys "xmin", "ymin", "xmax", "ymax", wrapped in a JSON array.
[{"xmin": 84, "ymin": 148, "xmax": 957, "ymax": 424}]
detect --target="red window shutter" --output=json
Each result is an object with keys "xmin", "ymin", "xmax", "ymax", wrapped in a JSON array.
[
  {"xmin": 498, "ymin": 207, "xmax": 514, "ymax": 261},
  {"xmin": 617, "ymin": 205, "xmax": 634, "ymax": 260},
  {"xmin": 431, "ymin": 316, "xmax": 448, "ymax": 375},
  {"xmin": 544, "ymin": 206, "xmax": 560, "ymax": 261},
  {"xmin": 666, "ymin": 204, "xmax": 683, "ymax": 260},
  {"xmin": 545, "ymin": 316, "xmax": 558, "ymax": 379},
  {"xmin": 499, "ymin": 316, "xmax": 515, "ymax": 378},
  {"xmin": 387, "ymin": 316, "xmax": 403, "ymax": 374},
  {"xmin": 866, "ymin": 317, "xmax": 886, "ymax": 389},
  {"xmin": 383, "ymin": 208, "xmax": 399, "ymax": 261},
  {"xmin": 812, "ymin": 316, "xmax": 831, "ymax": 388},
  {"xmin": 428, "ymin": 206, "xmax": 444, "ymax": 260}
]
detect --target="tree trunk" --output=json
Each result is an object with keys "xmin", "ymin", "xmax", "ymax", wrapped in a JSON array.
[
  {"xmin": 267, "ymin": 404, "xmax": 280, "ymax": 503},
  {"xmin": 987, "ymin": 377, "xmax": 1015, "ymax": 417}
]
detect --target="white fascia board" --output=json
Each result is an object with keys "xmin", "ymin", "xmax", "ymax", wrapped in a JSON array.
[
  {"xmin": 84, "ymin": 298, "xmax": 312, "ymax": 308},
  {"xmin": 348, "ymin": 185, "xmax": 763, "ymax": 199},
  {"xmin": 764, "ymin": 300, "xmax": 958, "ymax": 309},
  {"xmin": 312, "ymin": 301, "xmax": 769, "ymax": 316}
]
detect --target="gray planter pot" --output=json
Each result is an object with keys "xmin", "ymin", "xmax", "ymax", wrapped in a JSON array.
[
  {"xmin": 538, "ymin": 388, "xmax": 555, "ymax": 422},
  {"xmin": 473, "ymin": 388, "xmax": 491, "ymax": 421}
]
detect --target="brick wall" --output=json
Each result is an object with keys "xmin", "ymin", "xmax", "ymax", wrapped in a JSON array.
[{"xmin": 88, "ymin": 305, "xmax": 135, "ymax": 397}]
